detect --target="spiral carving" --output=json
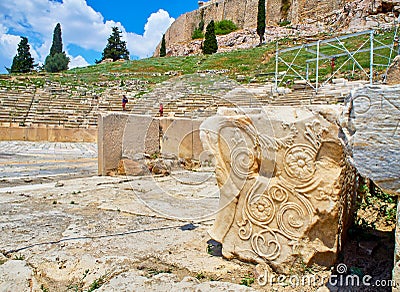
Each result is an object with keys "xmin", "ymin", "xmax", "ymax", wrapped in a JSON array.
[
  {"xmin": 277, "ymin": 202, "xmax": 306, "ymax": 239},
  {"xmin": 230, "ymin": 147, "xmax": 257, "ymax": 178},
  {"xmin": 237, "ymin": 219, "xmax": 252, "ymax": 240},
  {"xmin": 268, "ymin": 185, "xmax": 289, "ymax": 202},
  {"xmin": 251, "ymin": 229, "xmax": 281, "ymax": 261}
]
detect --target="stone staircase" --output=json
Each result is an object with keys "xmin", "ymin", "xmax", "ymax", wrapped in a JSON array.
[
  {"xmin": 0, "ymin": 75, "xmax": 369, "ymax": 127},
  {"xmin": 0, "ymin": 86, "xmax": 36, "ymax": 125}
]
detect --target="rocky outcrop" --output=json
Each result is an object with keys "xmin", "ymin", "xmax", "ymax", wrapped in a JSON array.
[
  {"xmin": 154, "ymin": 0, "xmax": 349, "ymax": 56},
  {"xmin": 164, "ymin": 25, "xmax": 321, "ymax": 57}
]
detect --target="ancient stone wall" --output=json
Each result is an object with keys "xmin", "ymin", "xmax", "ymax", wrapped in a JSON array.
[
  {"xmin": 0, "ymin": 124, "xmax": 97, "ymax": 143},
  {"xmin": 98, "ymin": 112, "xmax": 206, "ymax": 175},
  {"xmin": 155, "ymin": 0, "xmax": 352, "ymax": 56}
]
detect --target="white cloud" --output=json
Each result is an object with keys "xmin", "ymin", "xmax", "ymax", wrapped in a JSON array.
[
  {"xmin": 69, "ymin": 55, "xmax": 90, "ymax": 69},
  {"xmin": 125, "ymin": 9, "xmax": 175, "ymax": 58},
  {"xmin": 0, "ymin": 1, "xmax": 175, "ymax": 73}
]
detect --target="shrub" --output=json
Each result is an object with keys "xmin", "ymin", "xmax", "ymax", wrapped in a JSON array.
[
  {"xmin": 192, "ymin": 28, "xmax": 204, "ymax": 40},
  {"xmin": 214, "ymin": 20, "xmax": 238, "ymax": 35},
  {"xmin": 44, "ymin": 53, "xmax": 69, "ymax": 73}
]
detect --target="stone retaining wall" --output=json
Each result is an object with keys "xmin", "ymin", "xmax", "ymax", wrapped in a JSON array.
[
  {"xmin": 98, "ymin": 112, "xmax": 206, "ymax": 175},
  {"xmin": 0, "ymin": 124, "xmax": 97, "ymax": 143}
]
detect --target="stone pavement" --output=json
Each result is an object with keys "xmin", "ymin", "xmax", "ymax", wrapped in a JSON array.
[
  {"xmin": 0, "ymin": 171, "xmax": 262, "ymax": 291},
  {"xmin": 0, "ymin": 141, "xmax": 97, "ymax": 187}
]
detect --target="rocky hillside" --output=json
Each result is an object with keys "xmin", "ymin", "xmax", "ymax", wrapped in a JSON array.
[{"xmin": 154, "ymin": 0, "xmax": 400, "ymax": 57}]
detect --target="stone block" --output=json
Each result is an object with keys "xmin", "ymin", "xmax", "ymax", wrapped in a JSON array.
[
  {"xmin": 341, "ymin": 85, "xmax": 400, "ymax": 194},
  {"xmin": 9, "ymin": 127, "xmax": 26, "ymax": 141},
  {"xmin": 160, "ymin": 117, "xmax": 205, "ymax": 160},
  {"xmin": 200, "ymin": 106, "xmax": 357, "ymax": 274},
  {"xmin": 98, "ymin": 112, "xmax": 130, "ymax": 175},
  {"xmin": 0, "ymin": 127, "xmax": 10, "ymax": 141},
  {"xmin": 341, "ymin": 85, "xmax": 400, "ymax": 291},
  {"xmin": 122, "ymin": 115, "xmax": 159, "ymax": 158},
  {"xmin": 117, "ymin": 158, "xmax": 149, "ymax": 176},
  {"xmin": 98, "ymin": 113, "xmax": 159, "ymax": 175},
  {"xmin": 25, "ymin": 127, "xmax": 48, "ymax": 141}
]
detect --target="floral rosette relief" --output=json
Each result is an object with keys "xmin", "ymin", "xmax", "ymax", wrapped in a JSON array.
[{"xmin": 200, "ymin": 106, "xmax": 357, "ymax": 274}]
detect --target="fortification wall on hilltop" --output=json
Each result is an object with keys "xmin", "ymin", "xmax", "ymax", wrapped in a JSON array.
[{"xmin": 154, "ymin": 0, "xmax": 350, "ymax": 56}]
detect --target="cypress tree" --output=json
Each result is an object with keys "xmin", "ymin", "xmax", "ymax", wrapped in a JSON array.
[
  {"xmin": 98, "ymin": 27, "xmax": 130, "ymax": 63},
  {"xmin": 160, "ymin": 34, "xmax": 166, "ymax": 57},
  {"xmin": 44, "ymin": 23, "xmax": 69, "ymax": 72},
  {"xmin": 9, "ymin": 36, "xmax": 34, "ymax": 73},
  {"xmin": 257, "ymin": 0, "xmax": 266, "ymax": 45},
  {"xmin": 50, "ymin": 23, "xmax": 63, "ymax": 56},
  {"xmin": 202, "ymin": 20, "xmax": 218, "ymax": 55}
]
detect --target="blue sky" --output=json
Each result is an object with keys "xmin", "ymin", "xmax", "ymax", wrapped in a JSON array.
[{"xmin": 0, "ymin": 0, "xmax": 198, "ymax": 73}]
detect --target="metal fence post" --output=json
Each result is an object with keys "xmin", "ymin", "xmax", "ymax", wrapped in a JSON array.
[
  {"xmin": 316, "ymin": 40, "xmax": 320, "ymax": 92},
  {"xmin": 275, "ymin": 41, "xmax": 279, "ymax": 91},
  {"xmin": 370, "ymin": 30, "xmax": 374, "ymax": 85}
]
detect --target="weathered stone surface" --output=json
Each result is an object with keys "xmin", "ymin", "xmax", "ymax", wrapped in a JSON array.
[
  {"xmin": 341, "ymin": 85, "xmax": 400, "ymax": 194},
  {"xmin": 99, "ymin": 114, "xmax": 207, "ymax": 175},
  {"xmin": 343, "ymin": 85, "xmax": 400, "ymax": 291},
  {"xmin": 118, "ymin": 158, "xmax": 149, "ymax": 176},
  {"xmin": 98, "ymin": 113, "xmax": 159, "ymax": 175},
  {"xmin": 98, "ymin": 112, "xmax": 130, "ymax": 175},
  {"xmin": 160, "ymin": 117, "xmax": 205, "ymax": 160},
  {"xmin": 98, "ymin": 273, "xmax": 255, "ymax": 291},
  {"xmin": 122, "ymin": 115, "xmax": 160, "ymax": 159},
  {"xmin": 148, "ymin": 159, "xmax": 171, "ymax": 176},
  {"xmin": 0, "ymin": 260, "xmax": 37, "ymax": 291},
  {"xmin": 200, "ymin": 106, "xmax": 357, "ymax": 273}
]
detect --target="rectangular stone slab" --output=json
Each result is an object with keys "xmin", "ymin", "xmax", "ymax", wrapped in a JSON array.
[{"xmin": 341, "ymin": 85, "xmax": 400, "ymax": 195}]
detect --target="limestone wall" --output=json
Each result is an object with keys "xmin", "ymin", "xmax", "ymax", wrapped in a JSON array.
[
  {"xmin": 98, "ymin": 112, "xmax": 206, "ymax": 175},
  {"xmin": 155, "ymin": 0, "xmax": 350, "ymax": 56},
  {"xmin": 0, "ymin": 124, "xmax": 97, "ymax": 143}
]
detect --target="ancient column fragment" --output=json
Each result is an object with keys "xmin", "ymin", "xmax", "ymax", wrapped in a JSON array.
[
  {"xmin": 341, "ymin": 85, "xmax": 400, "ymax": 194},
  {"xmin": 200, "ymin": 106, "xmax": 357, "ymax": 273}
]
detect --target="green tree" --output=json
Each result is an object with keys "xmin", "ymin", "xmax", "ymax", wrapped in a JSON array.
[
  {"xmin": 50, "ymin": 23, "xmax": 63, "ymax": 56},
  {"xmin": 257, "ymin": 0, "xmax": 266, "ymax": 45},
  {"xmin": 44, "ymin": 23, "xmax": 69, "ymax": 72},
  {"xmin": 9, "ymin": 36, "xmax": 35, "ymax": 73},
  {"xmin": 160, "ymin": 34, "xmax": 166, "ymax": 57},
  {"xmin": 98, "ymin": 27, "xmax": 130, "ymax": 63},
  {"xmin": 192, "ymin": 20, "xmax": 205, "ymax": 39},
  {"xmin": 202, "ymin": 20, "xmax": 218, "ymax": 55}
]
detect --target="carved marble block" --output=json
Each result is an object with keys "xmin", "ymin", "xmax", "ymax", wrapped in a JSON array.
[
  {"xmin": 200, "ymin": 106, "xmax": 357, "ymax": 273},
  {"xmin": 342, "ymin": 85, "xmax": 400, "ymax": 194}
]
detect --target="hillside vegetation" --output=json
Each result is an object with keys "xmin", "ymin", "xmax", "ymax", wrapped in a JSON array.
[{"xmin": 0, "ymin": 28, "xmax": 397, "ymax": 95}]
